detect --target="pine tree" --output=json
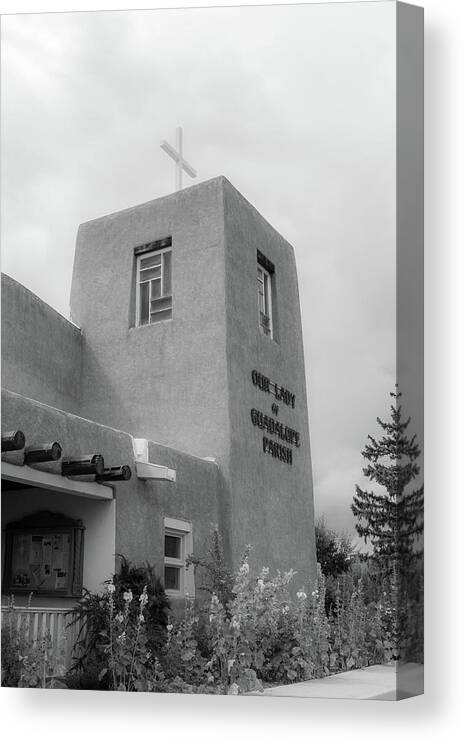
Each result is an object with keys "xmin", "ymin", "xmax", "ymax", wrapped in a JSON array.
[{"xmin": 351, "ymin": 388, "xmax": 423, "ymax": 579}]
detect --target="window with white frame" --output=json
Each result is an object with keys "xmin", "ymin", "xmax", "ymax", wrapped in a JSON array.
[
  {"xmin": 257, "ymin": 260, "xmax": 273, "ymax": 339},
  {"xmin": 135, "ymin": 240, "xmax": 172, "ymax": 326},
  {"xmin": 163, "ymin": 517, "xmax": 195, "ymax": 597}
]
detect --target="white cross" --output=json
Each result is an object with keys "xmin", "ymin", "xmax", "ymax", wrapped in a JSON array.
[{"xmin": 160, "ymin": 127, "xmax": 197, "ymax": 191}]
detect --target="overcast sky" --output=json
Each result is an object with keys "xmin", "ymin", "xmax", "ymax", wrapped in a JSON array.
[{"xmin": 0, "ymin": 2, "xmax": 397, "ymax": 537}]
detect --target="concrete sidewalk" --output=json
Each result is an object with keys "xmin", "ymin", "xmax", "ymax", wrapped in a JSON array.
[{"xmin": 251, "ymin": 663, "xmax": 423, "ymax": 701}]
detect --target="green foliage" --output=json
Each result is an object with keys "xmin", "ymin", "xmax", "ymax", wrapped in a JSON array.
[
  {"xmin": 186, "ymin": 529, "xmax": 235, "ymax": 610},
  {"xmin": 351, "ymin": 388, "xmax": 424, "ymax": 579},
  {"xmin": 16, "ymin": 632, "xmax": 66, "ymax": 689},
  {"xmin": 66, "ymin": 557, "xmax": 170, "ymax": 689},
  {"xmin": 315, "ymin": 517, "xmax": 354, "ymax": 578},
  {"xmin": 63, "ymin": 539, "xmax": 407, "ymax": 693},
  {"xmin": 114, "ymin": 556, "xmax": 170, "ymax": 652},
  {"xmin": 206, "ymin": 558, "xmax": 300, "ymax": 691},
  {"xmin": 155, "ymin": 596, "xmax": 215, "ymax": 691},
  {"xmin": 3, "ymin": 532, "xmax": 416, "ymax": 693},
  {"xmin": 351, "ymin": 388, "xmax": 424, "ymax": 664},
  {"xmin": 99, "ymin": 582, "xmax": 152, "ymax": 692},
  {"xmin": 3, "ymin": 525, "xmax": 415, "ymax": 694},
  {"xmin": 65, "ymin": 557, "xmax": 413, "ymax": 693},
  {"xmin": 163, "ymin": 553, "xmax": 393, "ymax": 692},
  {"xmin": 1, "ymin": 595, "xmax": 67, "ymax": 688},
  {"xmin": 315, "ymin": 518, "xmax": 356, "ymax": 614},
  {"xmin": 63, "ymin": 654, "xmax": 106, "ymax": 691},
  {"xmin": 1, "ymin": 613, "xmax": 22, "ymax": 687},
  {"xmin": 328, "ymin": 572, "xmax": 386, "ymax": 672},
  {"xmin": 65, "ymin": 590, "xmax": 112, "ymax": 689}
]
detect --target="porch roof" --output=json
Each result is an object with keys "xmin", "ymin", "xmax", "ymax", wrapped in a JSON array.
[{"xmin": 1, "ymin": 460, "xmax": 114, "ymax": 501}]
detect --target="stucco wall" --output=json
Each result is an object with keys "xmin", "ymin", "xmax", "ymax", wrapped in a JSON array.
[
  {"xmin": 1, "ymin": 273, "xmax": 82, "ymax": 413},
  {"xmin": 222, "ymin": 181, "xmax": 316, "ymax": 582},
  {"xmin": 1, "ymin": 390, "xmax": 220, "ymax": 603},
  {"xmin": 114, "ymin": 440, "xmax": 222, "ymax": 585},
  {"xmin": 70, "ymin": 178, "xmax": 231, "ymax": 463}
]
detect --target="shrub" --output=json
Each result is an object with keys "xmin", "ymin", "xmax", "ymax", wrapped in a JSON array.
[
  {"xmin": 1, "ymin": 616, "xmax": 23, "ymax": 687},
  {"xmin": 315, "ymin": 517, "xmax": 354, "ymax": 578},
  {"xmin": 186, "ymin": 530, "xmax": 235, "ymax": 610},
  {"xmin": 99, "ymin": 582, "xmax": 152, "ymax": 692},
  {"xmin": 66, "ymin": 557, "xmax": 169, "ymax": 689},
  {"xmin": 65, "ymin": 590, "xmax": 113, "ymax": 690},
  {"xmin": 155, "ymin": 595, "xmax": 213, "ymax": 690},
  {"xmin": 204, "ymin": 556, "xmax": 331, "ymax": 691},
  {"xmin": 328, "ymin": 572, "xmax": 373, "ymax": 672},
  {"xmin": 1, "ymin": 595, "xmax": 67, "ymax": 688},
  {"xmin": 61, "ymin": 536, "xmax": 415, "ymax": 693},
  {"xmin": 1, "ymin": 595, "xmax": 24, "ymax": 687},
  {"xmin": 114, "ymin": 555, "xmax": 170, "ymax": 652},
  {"xmin": 17, "ymin": 632, "xmax": 66, "ymax": 688}
]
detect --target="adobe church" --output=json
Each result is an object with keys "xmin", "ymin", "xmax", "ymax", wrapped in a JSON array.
[{"xmin": 1, "ymin": 176, "xmax": 316, "ymax": 628}]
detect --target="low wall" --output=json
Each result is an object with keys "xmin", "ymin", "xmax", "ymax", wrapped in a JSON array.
[{"xmin": 1, "ymin": 274, "xmax": 82, "ymax": 413}]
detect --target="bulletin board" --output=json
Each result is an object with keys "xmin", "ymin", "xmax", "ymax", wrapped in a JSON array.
[{"xmin": 3, "ymin": 512, "xmax": 85, "ymax": 598}]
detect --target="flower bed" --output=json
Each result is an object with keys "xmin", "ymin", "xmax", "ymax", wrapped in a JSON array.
[{"xmin": 2, "ymin": 543, "xmax": 421, "ymax": 692}]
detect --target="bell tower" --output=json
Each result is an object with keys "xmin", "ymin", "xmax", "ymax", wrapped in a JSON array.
[{"xmin": 71, "ymin": 176, "xmax": 316, "ymax": 579}]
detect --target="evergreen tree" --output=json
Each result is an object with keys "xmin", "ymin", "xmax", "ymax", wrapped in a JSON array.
[{"xmin": 351, "ymin": 388, "xmax": 423, "ymax": 579}]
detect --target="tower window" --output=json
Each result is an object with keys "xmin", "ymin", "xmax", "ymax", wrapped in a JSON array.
[
  {"xmin": 257, "ymin": 262, "xmax": 273, "ymax": 338},
  {"xmin": 135, "ymin": 245, "xmax": 172, "ymax": 326}
]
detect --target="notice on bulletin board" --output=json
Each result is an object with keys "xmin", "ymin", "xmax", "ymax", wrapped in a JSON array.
[{"xmin": 11, "ymin": 532, "xmax": 70, "ymax": 591}]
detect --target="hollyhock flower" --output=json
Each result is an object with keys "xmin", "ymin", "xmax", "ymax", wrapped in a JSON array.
[
  {"xmin": 139, "ymin": 587, "xmax": 148, "ymax": 606},
  {"xmin": 239, "ymin": 561, "xmax": 249, "ymax": 576}
]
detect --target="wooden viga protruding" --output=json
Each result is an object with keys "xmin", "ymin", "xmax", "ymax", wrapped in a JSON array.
[
  {"xmin": 1, "ymin": 430, "xmax": 26, "ymax": 452},
  {"xmin": 62, "ymin": 454, "xmax": 105, "ymax": 477},
  {"xmin": 96, "ymin": 465, "xmax": 132, "ymax": 482},
  {"xmin": 24, "ymin": 442, "xmax": 62, "ymax": 464}
]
